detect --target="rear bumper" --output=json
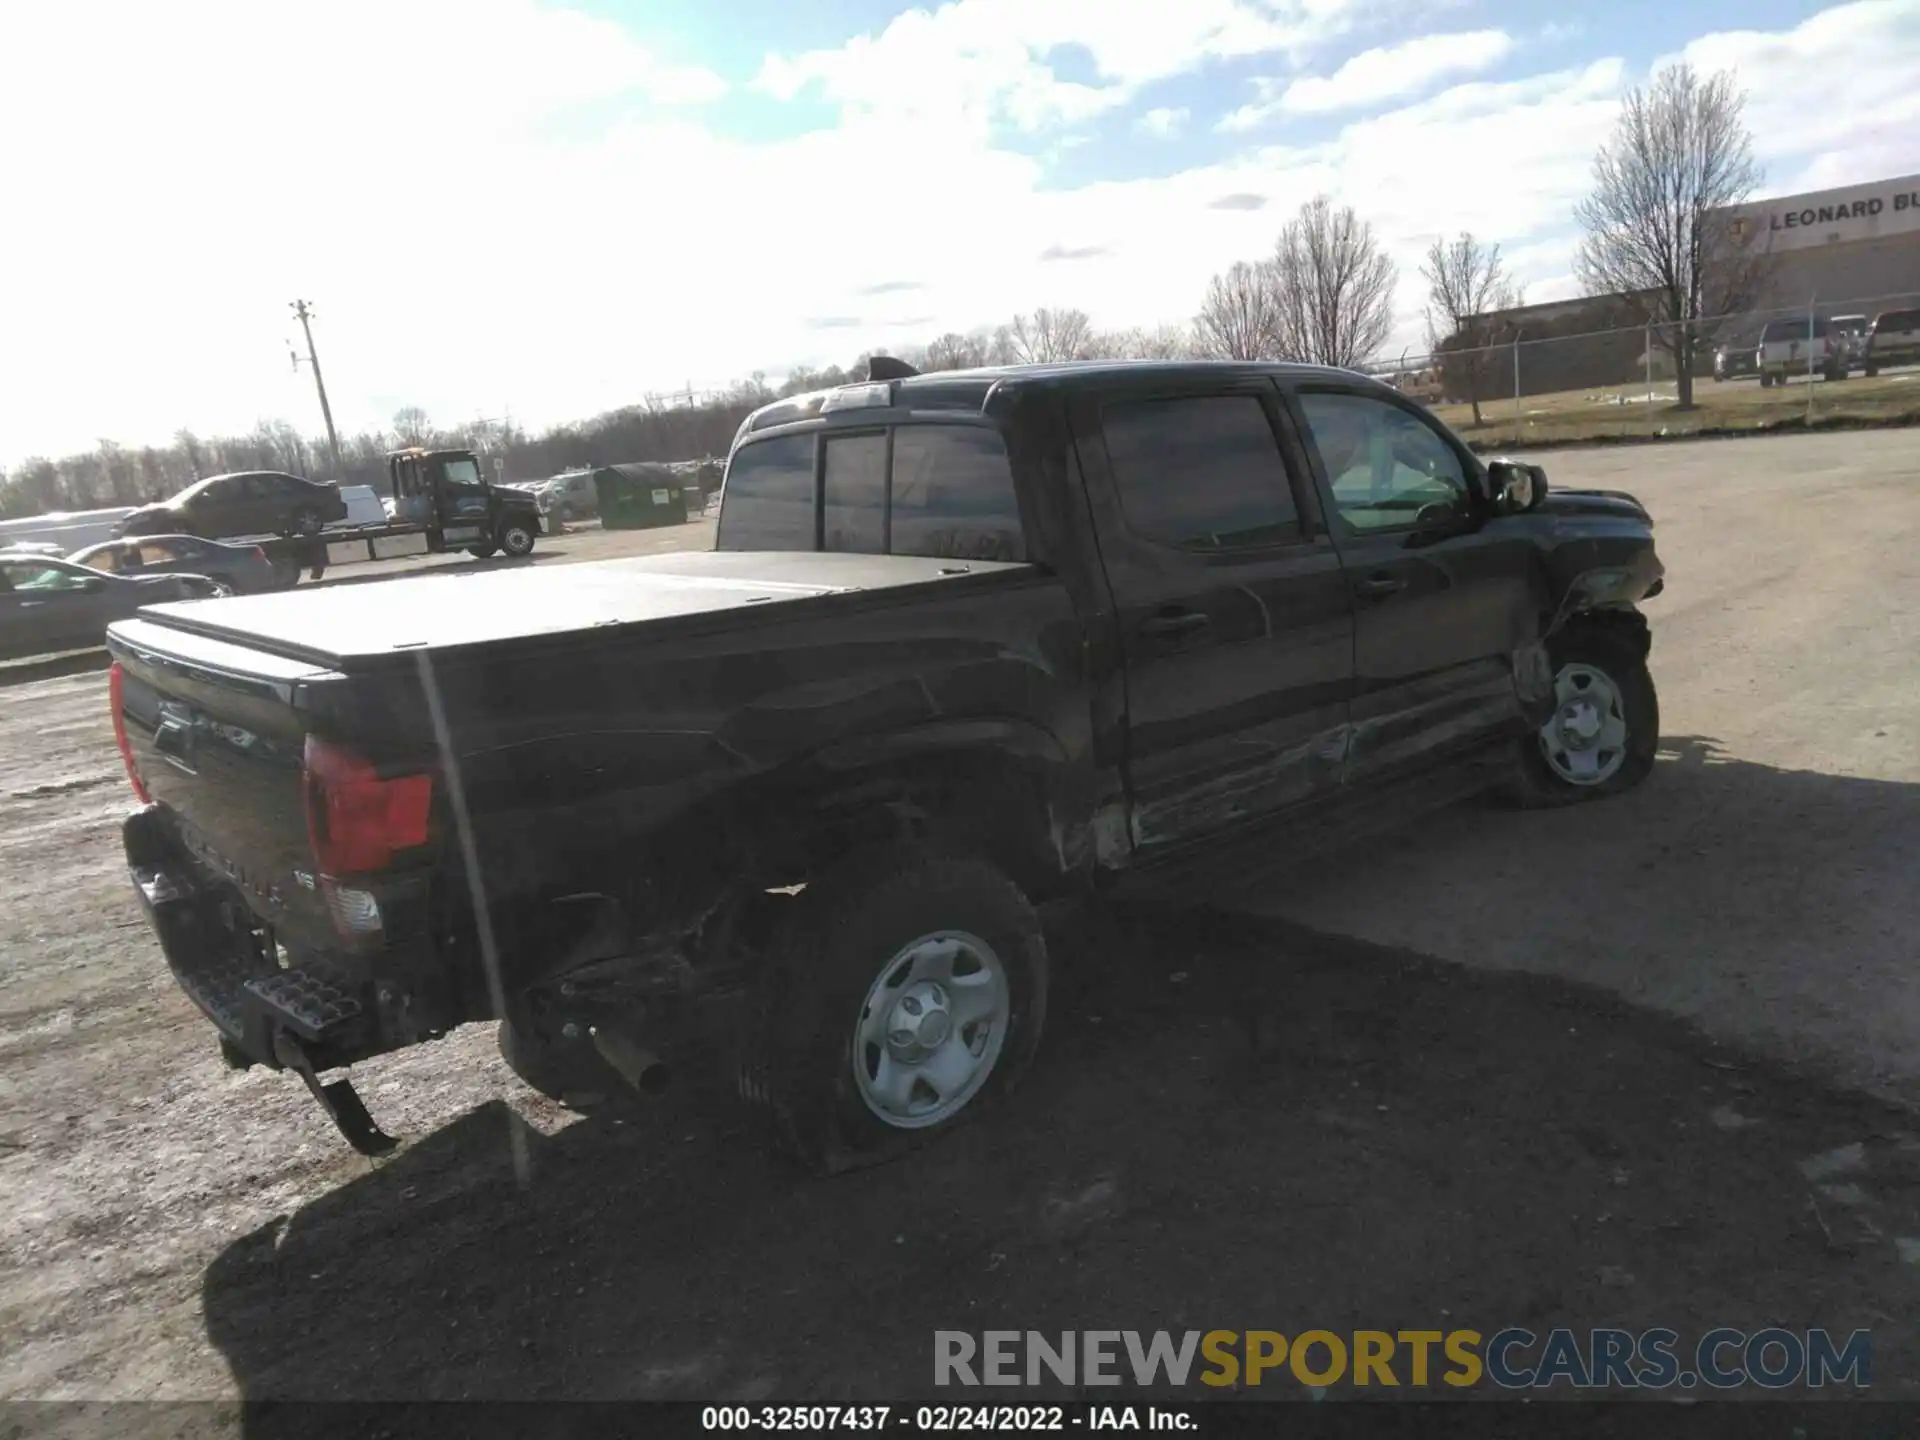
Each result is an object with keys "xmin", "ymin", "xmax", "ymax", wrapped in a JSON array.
[{"xmin": 124, "ymin": 805, "xmax": 390, "ymax": 1071}]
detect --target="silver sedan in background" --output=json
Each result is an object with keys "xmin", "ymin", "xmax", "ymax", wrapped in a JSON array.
[{"xmin": 0, "ymin": 554, "xmax": 217, "ymax": 661}]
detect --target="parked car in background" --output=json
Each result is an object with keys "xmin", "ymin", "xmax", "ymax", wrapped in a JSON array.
[
  {"xmin": 115, "ymin": 471, "xmax": 348, "ymax": 541},
  {"xmin": 1712, "ymin": 336, "xmax": 1759, "ymax": 382},
  {"xmin": 1862, "ymin": 308, "xmax": 1920, "ymax": 377},
  {"xmin": 535, "ymin": 470, "xmax": 600, "ymax": 523},
  {"xmin": 1, "ymin": 554, "xmax": 217, "ymax": 661},
  {"xmin": 1828, "ymin": 314, "xmax": 1870, "ymax": 372},
  {"xmin": 1757, "ymin": 316, "xmax": 1849, "ymax": 386},
  {"xmin": 70, "ymin": 535, "xmax": 288, "ymax": 596}
]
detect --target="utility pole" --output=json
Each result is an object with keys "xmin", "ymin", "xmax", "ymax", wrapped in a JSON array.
[{"xmin": 290, "ymin": 299, "xmax": 345, "ymax": 480}]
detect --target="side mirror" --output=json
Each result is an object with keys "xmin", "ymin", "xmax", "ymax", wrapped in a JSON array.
[
  {"xmin": 1487, "ymin": 459, "xmax": 1547, "ymax": 516},
  {"xmin": 81, "ymin": 577, "xmax": 109, "ymax": 593}
]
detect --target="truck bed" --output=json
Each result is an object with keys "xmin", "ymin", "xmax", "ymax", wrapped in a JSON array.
[{"xmin": 114, "ymin": 549, "xmax": 1033, "ymax": 672}]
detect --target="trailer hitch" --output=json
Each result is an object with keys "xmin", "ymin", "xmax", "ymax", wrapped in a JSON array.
[{"xmin": 272, "ymin": 1032, "xmax": 397, "ymax": 1157}]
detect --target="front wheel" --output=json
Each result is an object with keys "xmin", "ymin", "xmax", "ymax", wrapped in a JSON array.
[
  {"xmin": 736, "ymin": 845, "xmax": 1048, "ymax": 1174},
  {"xmin": 1509, "ymin": 626, "xmax": 1659, "ymax": 807},
  {"xmin": 499, "ymin": 521, "xmax": 537, "ymax": 557}
]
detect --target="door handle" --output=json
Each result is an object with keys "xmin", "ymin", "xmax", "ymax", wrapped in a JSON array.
[
  {"xmin": 1139, "ymin": 609, "xmax": 1211, "ymax": 641},
  {"xmin": 1354, "ymin": 573, "xmax": 1406, "ymax": 598}
]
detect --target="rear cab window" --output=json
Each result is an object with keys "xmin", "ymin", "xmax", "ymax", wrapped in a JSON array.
[
  {"xmin": 719, "ymin": 421, "xmax": 1027, "ymax": 562},
  {"xmin": 715, "ymin": 434, "xmax": 816, "ymax": 550}
]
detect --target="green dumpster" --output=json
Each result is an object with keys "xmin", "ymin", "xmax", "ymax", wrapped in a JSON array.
[{"xmin": 593, "ymin": 463, "xmax": 691, "ymax": 530}]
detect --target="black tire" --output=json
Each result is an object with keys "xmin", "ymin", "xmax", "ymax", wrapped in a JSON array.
[
  {"xmin": 207, "ymin": 576, "xmax": 236, "ymax": 597},
  {"xmin": 467, "ymin": 544, "xmax": 499, "ymax": 559},
  {"xmin": 1508, "ymin": 624, "xmax": 1659, "ymax": 808},
  {"xmin": 555, "ymin": 504, "xmax": 574, "ymax": 524},
  {"xmin": 736, "ymin": 845, "xmax": 1049, "ymax": 1174},
  {"xmin": 500, "ymin": 521, "xmax": 537, "ymax": 557},
  {"xmin": 1864, "ymin": 364, "xmax": 1878, "ymax": 378},
  {"xmin": 289, "ymin": 507, "xmax": 321, "ymax": 536},
  {"xmin": 1759, "ymin": 370, "xmax": 1774, "ymax": 389}
]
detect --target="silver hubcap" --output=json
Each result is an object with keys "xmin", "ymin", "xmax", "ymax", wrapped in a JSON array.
[
  {"xmin": 505, "ymin": 529, "xmax": 531, "ymax": 553},
  {"xmin": 1539, "ymin": 661, "xmax": 1630, "ymax": 786},
  {"xmin": 853, "ymin": 931, "xmax": 1009, "ymax": 1129}
]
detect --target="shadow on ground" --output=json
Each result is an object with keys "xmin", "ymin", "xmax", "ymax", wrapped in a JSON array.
[
  {"xmin": 200, "ymin": 742, "xmax": 1920, "ymax": 1426},
  {"xmin": 1257, "ymin": 735, "xmax": 1920, "ymax": 1107}
]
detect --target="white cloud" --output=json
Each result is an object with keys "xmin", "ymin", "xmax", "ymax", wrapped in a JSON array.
[
  {"xmin": 0, "ymin": 1, "xmax": 1916, "ymax": 463},
  {"xmin": 1222, "ymin": 29, "xmax": 1515, "ymax": 129},
  {"xmin": 1136, "ymin": 106, "xmax": 1192, "ymax": 137},
  {"xmin": 1673, "ymin": 0, "xmax": 1920, "ymax": 196},
  {"xmin": 754, "ymin": 0, "xmax": 1371, "ymax": 135}
]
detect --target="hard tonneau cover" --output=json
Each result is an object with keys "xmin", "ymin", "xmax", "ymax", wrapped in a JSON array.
[{"xmin": 114, "ymin": 550, "xmax": 1035, "ymax": 673}]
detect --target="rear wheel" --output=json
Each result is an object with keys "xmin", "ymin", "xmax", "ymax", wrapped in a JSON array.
[
  {"xmin": 289, "ymin": 507, "xmax": 321, "ymax": 536},
  {"xmin": 1509, "ymin": 625, "xmax": 1658, "ymax": 807},
  {"xmin": 207, "ymin": 576, "xmax": 236, "ymax": 597},
  {"xmin": 500, "ymin": 521, "xmax": 537, "ymax": 557},
  {"xmin": 736, "ymin": 845, "xmax": 1048, "ymax": 1174},
  {"xmin": 1864, "ymin": 363, "xmax": 1879, "ymax": 378}
]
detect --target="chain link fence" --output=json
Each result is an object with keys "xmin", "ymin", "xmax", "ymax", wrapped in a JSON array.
[{"xmin": 1363, "ymin": 290, "xmax": 1920, "ymax": 448}]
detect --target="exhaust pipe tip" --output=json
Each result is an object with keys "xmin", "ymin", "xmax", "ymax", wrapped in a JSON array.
[{"xmin": 590, "ymin": 1025, "xmax": 671, "ymax": 1097}]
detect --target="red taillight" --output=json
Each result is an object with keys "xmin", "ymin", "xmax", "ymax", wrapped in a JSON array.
[
  {"xmin": 252, "ymin": 547, "xmax": 267, "ymax": 563},
  {"xmin": 301, "ymin": 734, "xmax": 432, "ymax": 875},
  {"xmin": 108, "ymin": 662, "xmax": 152, "ymax": 804}
]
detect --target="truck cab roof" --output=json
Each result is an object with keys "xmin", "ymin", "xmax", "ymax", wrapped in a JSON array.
[{"xmin": 738, "ymin": 360, "xmax": 1380, "ymax": 441}]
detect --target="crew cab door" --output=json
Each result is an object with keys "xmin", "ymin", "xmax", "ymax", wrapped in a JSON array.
[
  {"xmin": 1069, "ymin": 378, "xmax": 1354, "ymax": 854},
  {"xmin": 1278, "ymin": 381, "xmax": 1540, "ymax": 788}
]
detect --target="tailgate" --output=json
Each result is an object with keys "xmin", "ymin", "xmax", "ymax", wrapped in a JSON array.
[{"xmin": 108, "ymin": 616, "xmax": 338, "ymax": 943}]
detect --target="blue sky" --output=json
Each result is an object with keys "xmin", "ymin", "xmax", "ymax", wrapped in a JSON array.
[{"xmin": 1, "ymin": 0, "xmax": 1916, "ymax": 462}]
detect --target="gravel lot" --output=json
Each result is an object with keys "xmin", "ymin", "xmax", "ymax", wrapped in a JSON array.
[{"xmin": 3, "ymin": 440, "xmax": 1919, "ymax": 1412}]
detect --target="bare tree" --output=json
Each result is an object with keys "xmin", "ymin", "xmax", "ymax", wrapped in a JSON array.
[
  {"xmin": 1573, "ymin": 62, "xmax": 1768, "ymax": 410},
  {"xmin": 1085, "ymin": 322, "xmax": 1196, "ymax": 360},
  {"xmin": 923, "ymin": 331, "xmax": 995, "ymax": 370},
  {"xmin": 392, "ymin": 406, "xmax": 433, "ymax": 445},
  {"xmin": 997, "ymin": 307, "xmax": 1096, "ymax": 364},
  {"xmin": 1420, "ymin": 233, "xmax": 1522, "ymax": 427},
  {"xmin": 1269, "ymin": 196, "xmax": 1397, "ymax": 369},
  {"xmin": 1194, "ymin": 260, "xmax": 1284, "ymax": 360}
]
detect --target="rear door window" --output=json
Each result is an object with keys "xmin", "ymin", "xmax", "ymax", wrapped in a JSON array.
[
  {"xmin": 716, "ymin": 434, "xmax": 816, "ymax": 550},
  {"xmin": 890, "ymin": 425, "xmax": 1025, "ymax": 562},
  {"xmin": 1100, "ymin": 394, "xmax": 1300, "ymax": 550}
]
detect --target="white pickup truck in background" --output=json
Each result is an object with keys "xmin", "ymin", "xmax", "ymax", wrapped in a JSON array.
[{"xmin": 1757, "ymin": 316, "xmax": 1850, "ymax": 387}]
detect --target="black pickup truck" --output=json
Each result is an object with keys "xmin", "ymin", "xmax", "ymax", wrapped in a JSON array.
[{"xmin": 107, "ymin": 360, "xmax": 1664, "ymax": 1170}]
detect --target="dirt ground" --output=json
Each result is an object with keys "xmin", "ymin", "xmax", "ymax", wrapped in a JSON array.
[{"xmin": 4, "ymin": 441, "xmax": 1920, "ymax": 1415}]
